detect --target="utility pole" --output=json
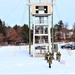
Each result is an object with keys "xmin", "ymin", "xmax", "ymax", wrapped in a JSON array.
[
  {"xmin": 51, "ymin": 0, "xmax": 54, "ymax": 54},
  {"xmin": 28, "ymin": 0, "xmax": 31, "ymax": 55}
]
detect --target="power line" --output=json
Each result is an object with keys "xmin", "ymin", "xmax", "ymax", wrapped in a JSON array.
[
  {"xmin": 54, "ymin": 0, "xmax": 74, "ymax": 21},
  {"xmin": 4, "ymin": 0, "xmax": 23, "ymax": 20},
  {"xmin": 20, "ymin": 5, "xmax": 27, "ymax": 26},
  {"xmin": 54, "ymin": 4, "xmax": 61, "ymax": 20},
  {"xmin": 62, "ymin": 1, "xmax": 73, "ymax": 12}
]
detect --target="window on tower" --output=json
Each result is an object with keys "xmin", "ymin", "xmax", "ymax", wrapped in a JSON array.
[
  {"xmin": 36, "ymin": 6, "xmax": 39, "ymax": 13},
  {"xmin": 35, "ymin": 6, "xmax": 48, "ymax": 14},
  {"xmin": 36, "ymin": 6, "xmax": 39, "ymax": 9},
  {"xmin": 36, "ymin": 10, "xmax": 39, "ymax": 13},
  {"xmin": 44, "ymin": 6, "xmax": 48, "ymax": 13}
]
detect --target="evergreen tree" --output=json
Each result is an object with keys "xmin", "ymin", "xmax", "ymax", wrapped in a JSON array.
[
  {"xmin": 0, "ymin": 19, "xmax": 6, "ymax": 36},
  {"xmin": 58, "ymin": 20, "xmax": 64, "ymax": 30},
  {"xmin": 54, "ymin": 20, "xmax": 64, "ymax": 31},
  {"xmin": 13, "ymin": 24, "xmax": 18, "ymax": 32},
  {"xmin": 21, "ymin": 24, "xmax": 29, "ymax": 43}
]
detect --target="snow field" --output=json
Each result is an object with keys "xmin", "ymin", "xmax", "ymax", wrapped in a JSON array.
[{"xmin": 0, "ymin": 45, "xmax": 75, "ymax": 74}]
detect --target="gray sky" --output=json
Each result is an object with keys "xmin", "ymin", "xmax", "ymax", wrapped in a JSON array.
[{"xmin": 0, "ymin": 0, "xmax": 75, "ymax": 29}]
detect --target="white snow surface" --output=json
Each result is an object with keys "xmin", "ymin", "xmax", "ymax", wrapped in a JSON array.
[{"xmin": 0, "ymin": 45, "xmax": 75, "ymax": 74}]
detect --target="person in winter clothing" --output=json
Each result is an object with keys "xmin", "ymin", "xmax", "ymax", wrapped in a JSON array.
[
  {"xmin": 45, "ymin": 53, "xmax": 49, "ymax": 62},
  {"xmin": 56, "ymin": 52, "xmax": 61, "ymax": 62},
  {"xmin": 48, "ymin": 57, "xmax": 52, "ymax": 68}
]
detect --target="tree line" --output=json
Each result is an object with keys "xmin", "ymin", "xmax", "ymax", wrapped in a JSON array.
[
  {"xmin": 0, "ymin": 19, "xmax": 75, "ymax": 45},
  {"xmin": 0, "ymin": 19, "xmax": 31, "ymax": 45}
]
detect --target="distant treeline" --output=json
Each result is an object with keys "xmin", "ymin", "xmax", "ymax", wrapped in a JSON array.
[{"xmin": 0, "ymin": 19, "xmax": 75, "ymax": 45}]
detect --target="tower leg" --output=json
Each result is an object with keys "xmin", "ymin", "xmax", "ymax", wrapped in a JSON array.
[{"xmin": 40, "ymin": 47, "xmax": 42, "ymax": 54}]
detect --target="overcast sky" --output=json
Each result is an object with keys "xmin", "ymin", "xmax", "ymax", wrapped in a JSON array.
[{"xmin": 0, "ymin": 0, "xmax": 75, "ymax": 29}]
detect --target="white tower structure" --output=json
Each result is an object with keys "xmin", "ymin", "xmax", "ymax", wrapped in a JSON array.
[
  {"xmin": 30, "ymin": 0, "xmax": 52, "ymax": 57},
  {"xmin": 39, "ymin": 0, "xmax": 48, "ymax": 3}
]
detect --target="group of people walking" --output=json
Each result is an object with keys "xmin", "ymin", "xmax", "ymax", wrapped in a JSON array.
[{"xmin": 45, "ymin": 52, "xmax": 61, "ymax": 68}]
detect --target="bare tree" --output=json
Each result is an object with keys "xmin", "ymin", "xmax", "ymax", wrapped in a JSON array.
[
  {"xmin": 6, "ymin": 28, "xmax": 21, "ymax": 44},
  {"xmin": 64, "ymin": 22, "xmax": 69, "ymax": 29},
  {"xmin": 55, "ymin": 32, "xmax": 62, "ymax": 42},
  {"xmin": 0, "ymin": 33, "xmax": 5, "ymax": 42},
  {"xmin": 73, "ymin": 23, "xmax": 75, "ymax": 30}
]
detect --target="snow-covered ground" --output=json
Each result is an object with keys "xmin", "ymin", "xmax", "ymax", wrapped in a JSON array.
[{"xmin": 0, "ymin": 45, "xmax": 75, "ymax": 74}]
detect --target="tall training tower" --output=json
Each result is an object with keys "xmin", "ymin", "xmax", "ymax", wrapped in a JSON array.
[{"xmin": 30, "ymin": 0, "xmax": 52, "ymax": 57}]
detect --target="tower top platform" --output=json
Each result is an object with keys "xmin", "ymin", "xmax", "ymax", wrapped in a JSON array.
[{"xmin": 30, "ymin": 3, "xmax": 52, "ymax": 16}]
